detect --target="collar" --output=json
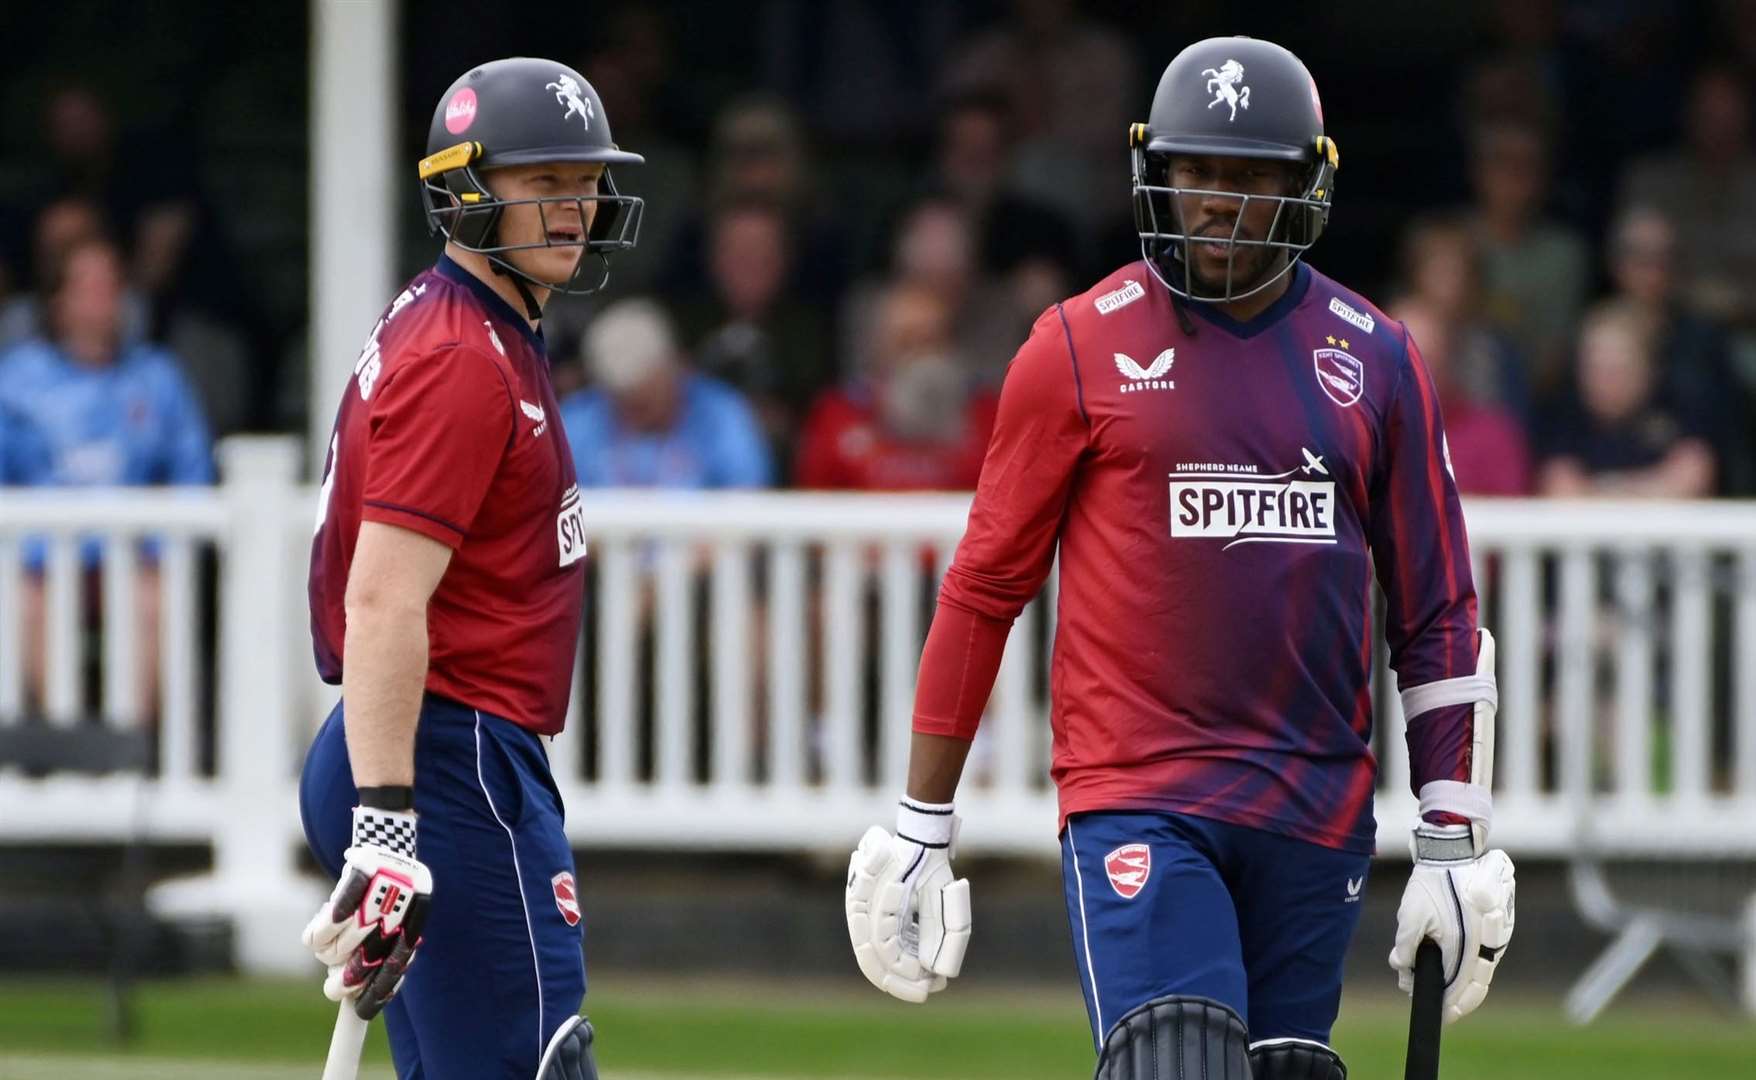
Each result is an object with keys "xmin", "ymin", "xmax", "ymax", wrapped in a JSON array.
[
  {"xmin": 435, "ymin": 254, "xmax": 546, "ymax": 353},
  {"xmin": 1184, "ymin": 262, "xmax": 1312, "ymax": 339}
]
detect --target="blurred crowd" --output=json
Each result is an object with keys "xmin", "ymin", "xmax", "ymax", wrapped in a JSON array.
[{"xmin": 5, "ymin": 0, "xmax": 1756, "ymax": 510}]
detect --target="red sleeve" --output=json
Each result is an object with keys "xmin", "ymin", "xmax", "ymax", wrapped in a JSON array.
[
  {"xmin": 1371, "ymin": 328, "xmax": 1480, "ymax": 805},
  {"xmin": 361, "ymin": 345, "xmax": 514, "ymax": 548},
  {"xmin": 913, "ymin": 306, "xmax": 1089, "ymax": 739}
]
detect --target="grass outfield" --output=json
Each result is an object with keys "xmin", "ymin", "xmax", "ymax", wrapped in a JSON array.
[{"xmin": 0, "ymin": 976, "xmax": 1752, "ymax": 1078}]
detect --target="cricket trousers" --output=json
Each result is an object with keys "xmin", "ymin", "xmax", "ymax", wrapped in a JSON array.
[
  {"xmin": 1060, "ymin": 809, "xmax": 1371, "ymax": 1051},
  {"xmin": 300, "ymin": 693, "xmax": 586, "ymax": 1079}
]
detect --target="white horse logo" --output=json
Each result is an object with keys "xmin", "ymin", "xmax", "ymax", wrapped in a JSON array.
[
  {"xmin": 1202, "ymin": 60, "xmax": 1250, "ymax": 122},
  {"xmin": 545, "ymin": 74, "xmax": 593, "ymax": 130}
]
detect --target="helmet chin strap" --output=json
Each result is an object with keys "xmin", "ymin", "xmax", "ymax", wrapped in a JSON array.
[{"xmin": 488, "ymin": 258, "xmax": 545, "ymax": 321}]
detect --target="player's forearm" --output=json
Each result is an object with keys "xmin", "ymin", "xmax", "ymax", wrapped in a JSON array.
[
  {"xmin": 906, "ymin": 732, "xmax": 974, "ymax": 803},
  {"xmin": 340, "ymin": 600, "xmax": 429, "ymax": 788}
]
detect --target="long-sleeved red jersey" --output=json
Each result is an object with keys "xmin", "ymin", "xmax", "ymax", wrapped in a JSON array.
[{"xmin": 913, "ymin": 261, "xmax": 1479, "ymax": 853}]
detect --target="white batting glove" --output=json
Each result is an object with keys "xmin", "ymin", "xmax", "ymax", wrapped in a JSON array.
[
  {"xmin": 845, "ymin": 798, "xmax": 973, "ymax": 1003},
  {"xmin": 1388, "ymin": 823, "xmax": 1516, "ymax": 1024},
  {"xmin": 302, "ymin": 805, "xmax": 434, "ymax": 1018}
]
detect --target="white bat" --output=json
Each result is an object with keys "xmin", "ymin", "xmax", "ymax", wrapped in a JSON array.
[{"xmin": 321, "ymin": 1003, "xmax": 369, "ymax": 1080}]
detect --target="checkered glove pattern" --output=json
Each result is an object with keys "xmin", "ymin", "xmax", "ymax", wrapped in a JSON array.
[{"xmin": 352, "ymin": 806, "xmax": 418, "ymax": 859}]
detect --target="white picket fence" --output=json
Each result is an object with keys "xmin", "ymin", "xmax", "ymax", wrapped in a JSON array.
[{"xmin": 3, "ymin": 436, "xmax": 1756, "ymax": 988}]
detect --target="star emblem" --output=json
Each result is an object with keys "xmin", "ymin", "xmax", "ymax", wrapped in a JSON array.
[
  {"xmin": 1325, "ymin": 335, "xmax": 1337, "ymax": 346},
  {"xmin": 1340, "ymin": 338, "xmax": 1350, "ymax": 349}
]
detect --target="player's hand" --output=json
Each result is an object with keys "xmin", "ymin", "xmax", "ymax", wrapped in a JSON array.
[
  {"xmin": 301, "ymin": 806, "xmax": 433, "ymax": 1019},
  {"xmin": 845, "ymin": 799, "xmax": 972, "ymax": 1003},
  {"xmin": 1388, "ymin": 824, "xmax": 1515, "ymax": 1024}
]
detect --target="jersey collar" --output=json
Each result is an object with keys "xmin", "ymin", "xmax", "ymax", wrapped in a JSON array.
[
  {"xmin": 435, "ymin": 254, "xmax": 547, "ymax": 354},
  {"xmin": 1183, "ymin": 262, "xmax": 1312, "ymax": 339}
]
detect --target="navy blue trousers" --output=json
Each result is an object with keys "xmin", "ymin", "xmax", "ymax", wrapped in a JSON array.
[
  {"xmin": 1060, "ymin": 810, "xmax": 1370, "ymax": 1050},
  {"xmin": 300, "ymin": 694, "xmax": 585, "ymax": 1079}
]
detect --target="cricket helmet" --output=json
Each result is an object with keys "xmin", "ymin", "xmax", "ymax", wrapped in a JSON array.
[
  {"xmin": 418, "ymin": 57, "xmax": 644, "ymax": 295},
  {"xmin": 1130, "ymin": 36, "xmax": 1338, "ymax": 302}
]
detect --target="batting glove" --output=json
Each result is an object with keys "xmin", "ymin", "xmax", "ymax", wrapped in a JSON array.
[
  {"xmin": 845, "ymin": 798, "xmax": 973, "ymax": 1003},
  {"xmin": 302, "ymin": 804, "xmax": 433, "ymax": 1019},
  {"xmin": 1388, "ymin": 823, "xmax": 1516, "ymax": 1024}
]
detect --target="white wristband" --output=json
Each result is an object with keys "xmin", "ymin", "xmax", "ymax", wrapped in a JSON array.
[{"xmin": 896, "ymin": 798, "xmax": 955, "ymax": 848}]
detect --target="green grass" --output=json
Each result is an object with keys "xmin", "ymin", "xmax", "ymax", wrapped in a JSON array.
[{"xmin": 0, "ymin": 976, "xmax": 1752, "ymax": 1078}]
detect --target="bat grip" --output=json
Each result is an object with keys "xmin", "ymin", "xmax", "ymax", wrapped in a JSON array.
[{"xmin": 1404, "ymin": 939, "xmax": 1444, "ymax": 1080}]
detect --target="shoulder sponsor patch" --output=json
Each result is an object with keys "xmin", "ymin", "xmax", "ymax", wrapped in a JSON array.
[
  {"xmin": 1327, "ymin": 296, "xmax": 1375, "ymax": 334},
  {"xmin": 1095, "ymin": 279, "xmax": 1146, "ymax": 315}
]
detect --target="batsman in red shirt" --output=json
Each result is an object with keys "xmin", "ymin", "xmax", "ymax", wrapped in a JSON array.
[
  {"xmin": 297, "ymin": 58, "xmax": 641, "ymax": 1080},
  {"xmin": 843, "ymin": 37, "xmax": 1517, "ymax": 1079}
]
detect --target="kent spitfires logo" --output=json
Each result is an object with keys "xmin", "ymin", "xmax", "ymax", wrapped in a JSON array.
[
  {"xmin": 1203, "ymin": 60, "xmax": 1250, "ymax": 121},
  {"xmin": 552, "ymin": 871, "xmax": 582, "ymax": 927},
  {"xmin": 1105, "ymin": 844, "xmax": 1151, "ymax": 899},
  {"xmin": 1115, "ymin": 349, "xmax": 1174, "ymax": 393},
  {"xmin": 1313, "ymin": 336, "xmax": 1364, "ymax": 407},
  {"xmin": 546, "ymin": 74, "xmax": 593, "ymax": 130}
]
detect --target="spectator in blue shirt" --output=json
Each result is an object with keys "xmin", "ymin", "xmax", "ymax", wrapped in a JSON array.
[
  {"xmin": 0, "ymin": 236, "xmax": 214, "ymax": 491},
  {"xmin": 0, "ymin": 234, "xmax": 215, "ymax": 722},
  {"xmin": 561, "ymin": 298, "xmax": 772, "ymax": 490},
  {"xmin": 0, "ymin": 403, "xmax": 51, "ymax": 484}
]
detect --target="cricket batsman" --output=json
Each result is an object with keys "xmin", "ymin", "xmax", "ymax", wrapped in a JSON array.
[
  {"xmin": 844, "ymin": 36, "xmax": 1516, "ymax": 1078},
  {"xmin": 297, "ymin": 57, "xmax": 641, "ymax": 1079}
]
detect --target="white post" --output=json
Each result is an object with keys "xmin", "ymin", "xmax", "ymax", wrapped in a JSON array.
[
  {"xmin": 310, "ymin": 0, "xmax": 398, "ymax": 475},
  {"xmin": 147, "ymin": 436, "xmax": 322, "ymax": 974},
  {"xmin": 1743, "ymin": 893, "xmax": 1756, "ymax": 1016}
]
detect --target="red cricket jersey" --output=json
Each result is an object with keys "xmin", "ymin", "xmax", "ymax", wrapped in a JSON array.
[
  {"xmin": 309, "ymin": 256, "xmax": 587, "ymax": 734},
  {"xmin": 913, "ymin": 262, "xmax": 1480, "ymax": 852}
]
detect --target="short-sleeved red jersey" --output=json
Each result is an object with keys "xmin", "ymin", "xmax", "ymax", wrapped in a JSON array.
[{"xmin": 310, "ymin": 256, "xmax": 587, "ymax": 734}]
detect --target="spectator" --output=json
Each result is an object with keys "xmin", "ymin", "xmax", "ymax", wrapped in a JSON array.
[
  {"xmin": 674, "ymin": 198, "xmax": 830, "ymax": 473},
  {"xmin": 0, "ymin": 402, "xmax": 50, "ymax": 485},
  {"xmin": 32, "ymin": 85, "xmax": 262, "ymax": 434},
  {"xmin": 575, "ymin": 10, "xmax": 698, "ymax": 295},
  {"xmin": 0, "ymin": 196, "xmax": 149, "ymax": 347},
  {"xmin": 561, "ymin": 298, "xmax": 772, "ymax": 490},
  {"xmin": 1606, "ymin": 205, "xmax": 1753, "ymax": 492},
  {"xmin": 1538, "ymin": 301, "xmax": 1715, "ymax": 498},
  {"xmin": 1395, "ymin": 215, "xmax": 1531, "ymax": 418},
  {"xmin": 932, "ymin": 91, "xmax": 1078, "ymax": 281},
  {"xmin": 664, "ymin": 96, "xmax": 849, "ymax": 310},
  {"xmin": 1395, "ymin": 300, "xmax": 1532, "ymax": 495},
  {"xmin": 1616, "ymin": 65, "xmax": 1756, "ymax": 327},
  {"xmin": 796, "ymin": 282, "xmax": 996, "ymax": 492},
  {"xmin": 842, "ymin": 196, "xmax": 1039, "ymax": 389},
  {"xmin": 1466, "ymin": 117, "xmax": 1590, "ymax": 395},
  {"xmin": 942, "ymin": 0, "xmax": 1136, "ymax": 245},
  {"xmin": 0, "ymin": 236, "xmax": 216, "ymax": 721}
]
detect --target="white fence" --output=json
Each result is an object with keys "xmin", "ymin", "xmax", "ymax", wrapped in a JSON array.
[{"xmin": 3, "ymin": 437, "xmax": 1756, "ymax": 978}]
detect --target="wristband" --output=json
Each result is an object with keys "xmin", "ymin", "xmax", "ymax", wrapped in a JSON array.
[
  {"xmin": 896, "ymin": 798, "xmax": 955, "ymax": 849},
  {"xmin": 1411, "ymin": 822, "xmax": 1477, "ymax": 864},
  {"xmin": 357, "ymin": 785, "xmax": 415, "ymax": 812}
]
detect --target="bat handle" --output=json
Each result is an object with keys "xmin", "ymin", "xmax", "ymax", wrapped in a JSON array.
[
  {"xmin": 322, "ymin": 1001, "xmax": 370, "ymax": 1080},
  {"xmin": 1404, "ymin": 939, "xmax": 1445, "ymax": 1080}
]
